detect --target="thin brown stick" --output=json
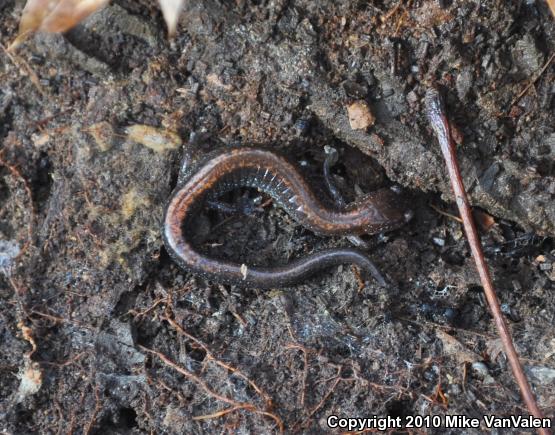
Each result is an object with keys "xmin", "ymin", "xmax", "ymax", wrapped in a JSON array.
[
  {"xmin": 83, "ymin": 383, "xmax": 102, "ymax": 435},
  {"xmin": 163, "ymin": 312, "xmax": 274, "ymax": 409},
  {"xmin": 193, "ymin": 404, "xmax": 255, "ymax": 421},
  {"xmin": 509, "ymin": 52, "xmax": 555, "ymax": 110},
  {"xmin": 0, "ymin": 152, "xmax": 34, "ymax": 262},
  {"xmin": 1, "ymin": 43, "xmax": 46, "ymax": 97},
  {"xmin": 140, "ymin": 345, "xmax": 284, "ymax": 432},
  {"xmin": 425, "ymin": 87, "xmax": 550, "ymax": 435},
  {"xmin": 141, "ymin": 345, "xmax": 242, "ymax": 406},
  {"xmin": 429, "ymin": 203, "xmax": 463, "ymax": 223},
  {"xmin": 306, "ymin": 376, "xmax": 342, "ymax": 419},
  {"xmin": 284, "ymin": 343, "xmax": 309, "ymax": 406},
  {"xmin": 380, "ymin": 2, "xmax": 402, "ymax": 22}
]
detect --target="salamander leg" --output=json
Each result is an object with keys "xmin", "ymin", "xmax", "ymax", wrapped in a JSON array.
[
  {"xmin": 323, "ymin": 146, "xmax": 371, "ymax": 250},
  {"xmin": 206, "ymin": 192, "xmax": 264, "ymax": 215}
]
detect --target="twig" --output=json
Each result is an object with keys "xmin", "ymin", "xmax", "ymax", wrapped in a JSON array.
[
  {"xmin": 308, "ymin": 376, "xmax": 342, "ymax": 415},
  {"xmin": 40, "ymin": 351, "xmax": 86, "ymax": 368},
  {"xmin": 29, "ymin": 309, "xmax": 88, "ymax": 328},
  {"xmin": 0, "ymin": 152, "xmax": 35, "ymax": 262},
  {"xmin": 83, "ymin": 383, "xmax": 102, "ymax": 435},
  {"xmin": 193, "ymin": 404, "xmax": 256, "ymax": 421},
  {"xmin": 429, "ymin": 203, "xmax": 463, "ymax": 223},
  {"xmin": 284, "ymin": 343, "xmax": 309, "ymax": 406},
  {"xmin": 127, "ymin": 297, "xmax": 167, "ymax": 320},
  {"xmin": 509, "ymin": 52, "xmax": 555, "ymax": 110},
  {"xmin": 163, "ymin": 312, "xmax": 274, "ymax": 409},
  {"xmin": 67, "ymin": 382, "xmax": 88, "ymax": 435},
  {"xmin": 380, "ymin": 2, "xmax": 402, "ymax": 22},
  {"xmin": 141, "ymin": 345, "xmax": 240, "ymax": 406},
  {"xmin": 1, "ymin": 42, "xmax": 46, "ymax": 97},
  {"xmin": 425, "ymin": 86, "xmax": 549, "ymax": 435},
  {"xmin": 140, "ymin": 345, "xmax": 284, "ymax": 432}
]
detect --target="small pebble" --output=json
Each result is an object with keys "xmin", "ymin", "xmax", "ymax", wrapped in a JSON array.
[
  {"xmin": 443, "ymin": 307, "xmax": 458, "ymax": 322},
  {"xmin": 423, "ymin": 368, "xmax": 437, "ymax": 382},
  {"xmin": 293, "ymin": 118, "xmax": 311, "ymax": 136},
  {"xmin": 471, "ymin": 362, "xmax": 490, "ymax": 379},
  {"xmin": 382, "ymin": 88, "xmax": 394, "ymax": 98},
  {"xmin": 420, "ymin": 303, "xmax": 433, "ymax": 315},
  {"xmin": 406, "ymin": 90, "xmax": 419, "ymax": 105},
  {"xmin": 346, "ymin": 100, "xmax": 375, "ymax": 130},
  {"xmin": 500, "ymin": 303, "xmax": 521, "ymax": 322},
  {"xmin": 471, "ymin": 362, "xmax": 496, "ymax": 384},
  {"xmin": 0, "ymin": 239, "xmax": 21, "ymax": 273},
  {"xmin": 432, "ymin": 237, "xmax": 446, "ymax": 247}
]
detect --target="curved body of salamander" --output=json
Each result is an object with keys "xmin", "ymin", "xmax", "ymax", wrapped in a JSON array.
[{"xmin": 163, "ymin": 147, "xmax": 411, "ymax": 287}]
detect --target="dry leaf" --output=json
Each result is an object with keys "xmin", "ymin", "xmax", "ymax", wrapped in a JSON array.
[
  {"xmin": 159, "ymin": 0, "xmax": 185, "ymax": 38},
  {"xmin": 17, "ymin": 0, "xmax": 58, "ymax": 36},
  {"xmin": 548, "ymin": 0, "xmax": 555, "ymax": 19},
  {"xmin": 10, "ymin": 0, "xmax": 109, "ymax": 50},
  {"xmin": 40, "ymin": 0, "xmax": 109, "ymax": 32},
  {"xmin": 485, "ymin": 338, "xmax": 505, "ymax": 362},
  {"xmin": 436, "ymin": 329, "xmax": 480, "ymax": 365}
]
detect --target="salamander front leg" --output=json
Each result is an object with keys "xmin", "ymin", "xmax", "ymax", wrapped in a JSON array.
[
  {"xmin": 323, "ymin": 146, "xmax": 371, "ymax": 250},
  {"xmin": 206, "ymin": 192, "xmax": 264, "ymax": 215},
  {"xmin": 322, "ymin": 146, "xmax": 387, "ymax": 285}
]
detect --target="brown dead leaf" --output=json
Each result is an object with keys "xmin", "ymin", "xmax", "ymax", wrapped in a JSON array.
[
  {"xmin": 39, "ymin": 0, "xmax": 109, "ymax": 32},
  {"xmin": 547, "ymin": 0, "xmax": 555, "ymax": 18},
  {"xmin": 10, "ymin": 0, "xmax": 108, "ymax": 50},
  {"xmin": 159, "ymin": 0, "xmax": 185, "ymax": 38}
]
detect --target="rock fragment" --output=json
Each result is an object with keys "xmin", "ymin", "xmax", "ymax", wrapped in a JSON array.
[{"xmin": 346, "ymin": 100, "xmax": 375, "ymax": 130}]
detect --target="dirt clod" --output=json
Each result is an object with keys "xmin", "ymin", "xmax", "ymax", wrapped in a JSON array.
[{"xmin": 346, "ymin": 100, "xmax": 375, "ymax": 131}]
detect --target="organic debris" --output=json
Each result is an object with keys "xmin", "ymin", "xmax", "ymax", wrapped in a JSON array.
[
  {"xmin": 126, "ymin": 125, "xmax": 182, "ymax": 152},
  {"xmin": 15, "ymin": 362, "xmax": 43, "ymax": 403},
  {"xmin": 11, "ymin": 0, "xmax": 186, "ymax": 49},
  {"xmin": 159, "ymin": 0, "xmax": 185, "ymax": 38},
  {"xmin": 10, "ymin": 0, "xmax": 109, "ymax": 49}
]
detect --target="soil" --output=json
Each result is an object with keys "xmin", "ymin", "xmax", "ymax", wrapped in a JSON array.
[{"xmin": 1, "ymin": 0, "xmax": 554, "ymax": 433}]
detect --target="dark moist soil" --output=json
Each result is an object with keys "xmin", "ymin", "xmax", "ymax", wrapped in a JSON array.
[{"xmin": 1, "ymin": 0, "xmax": 554, "ymax": 433}]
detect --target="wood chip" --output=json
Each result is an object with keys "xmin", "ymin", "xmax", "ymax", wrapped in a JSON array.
[
  {"xmin": 126, "ymin": 125, "xmax": 181, "ymax": 152},
  {"xmin": 10, "ymin": 0, "xmax": 109, "ymax": 49}
]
